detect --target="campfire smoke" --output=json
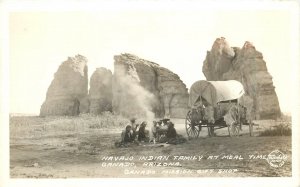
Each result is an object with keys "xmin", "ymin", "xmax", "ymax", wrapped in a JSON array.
[{"xmin": 113, "ymin": 62, "xmax": 155, "ymax": 120}]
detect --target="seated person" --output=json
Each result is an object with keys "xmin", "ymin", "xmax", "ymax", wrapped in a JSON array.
[
  {"xmin": 161, "ymin": 118, "xmax": 170, "ymax": 126},
  {"xmin": 159, "ymin": 121, "xmax": 186, "ymax": 145},
  {"xmin": 159, "ymin": 121, "xmax": 176, "ymax": 143},
  {"xmin": 121, "ymin": 125, "xmax": 135, "ymax": 143},
  {"xmin": 165, "ymin": 121, "xmax": 177, "ymax": 144},
  {"xmin": 152, "ymin": 119, "xmax": 169, "ymax": 142},
  {"xmin": 137, "ymin": 121, "xmax": 149, "ymax": 142},
  {"xmin": 158, "ymin": 118, "xmax": 169, "ymax": 132},
  {"xmin": 115, "ymin": 123, "xmax": 139, "ymax": 147}
]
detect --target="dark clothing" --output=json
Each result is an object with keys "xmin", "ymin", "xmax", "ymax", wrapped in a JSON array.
[
  {"xmin": 115, "ymin": 130, "xmax": 135, "ymax": 148},
  {"xmin": 166, "ymin": 127, "xmax": 177, "ymax": 139},
  {"xmin": 124, "ymin": 131, "xmax": 134, "ymax": 143},
  {"xmin": 138, "ymin": 126, "xmax": 149, "ymax": 142},
  {"xmin": 138, "ymin": 126, "xmax": 146, "ymax": 141},
  {"xmin": 115, "ymin": 124, "xmax": 139, "ymax": 148},
  {"xmin": 159, "ymin": 126, "xmax": 186, "ymax": 145}
]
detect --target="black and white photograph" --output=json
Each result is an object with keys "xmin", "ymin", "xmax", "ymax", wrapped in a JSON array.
[{"xmin": 0, "ymin": 0, "xmax": 299, "ymax": 186}]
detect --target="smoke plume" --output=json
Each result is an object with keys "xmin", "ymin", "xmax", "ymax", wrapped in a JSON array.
[{"xmin": 113, "ymin": 63, "xmax": 155, "ymax": 120}]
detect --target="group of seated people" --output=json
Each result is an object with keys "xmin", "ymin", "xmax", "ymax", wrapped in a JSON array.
[{"xmin": 115, "ymin": 118, "xmax": 186, "ymax": 147}]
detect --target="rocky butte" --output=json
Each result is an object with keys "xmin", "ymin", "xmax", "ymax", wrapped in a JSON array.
[
  {"xmin": 202, "ymin": 37, "xmax": 281, "ymax": 119},
  {"xmin": 40, "ymin": 53, "xmax": 189, "ymax": 118},
  {"xmin": 113, "ymin": 53, "xmax": 189, "ymax": 119},
  {"xmin": 40, "ymin": 55, "xmax": 89, "ymax": 116}
]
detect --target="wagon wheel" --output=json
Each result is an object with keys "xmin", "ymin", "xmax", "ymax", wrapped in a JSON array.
[
  {"xmin": 249, "ymin": 121, "xmax": 254, "ymax": 136},
  {"xmin": 185, "ymin": 110, "xmax": 201, "ymax": 139},
  {"xmin": 228, "ymin": 122, "xmax": 240, "ymax": 137}
]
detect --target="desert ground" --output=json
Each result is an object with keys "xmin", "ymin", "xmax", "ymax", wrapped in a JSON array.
[{"xmin": 9, "ymin": 114, "xmax": 292, "ymax": 178}]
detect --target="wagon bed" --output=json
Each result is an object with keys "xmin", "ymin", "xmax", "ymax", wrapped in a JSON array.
[{"xmin": 186, "ymin": 80, "xmax": 254, "ymax": 138}]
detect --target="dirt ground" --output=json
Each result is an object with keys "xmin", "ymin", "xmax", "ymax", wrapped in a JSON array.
[{"xmin": 10, "ymin": 116, "xmax": 292, "ymax": 178}]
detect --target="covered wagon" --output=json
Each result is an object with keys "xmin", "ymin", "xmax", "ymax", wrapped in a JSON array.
[{"xmin": 186, "ymin": 80, "xmax": 253, "ymax": 138}]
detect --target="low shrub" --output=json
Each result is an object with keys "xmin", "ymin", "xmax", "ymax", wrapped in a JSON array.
[
  {"xmin": 9, "ymin": 112, "xmax": 130, "ymax": 139},
  {"xmin": 83, "ymin": 112, "xmax": 128, "ymax": 129},
  {"xmin": 259, "ymin": 123, "xmax": 291, "ymax": 136}
]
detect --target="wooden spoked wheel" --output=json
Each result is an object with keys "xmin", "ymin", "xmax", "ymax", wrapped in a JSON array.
[{"xmin": 185, "ymin": 110, "xmax": 201, "ymax": 139}]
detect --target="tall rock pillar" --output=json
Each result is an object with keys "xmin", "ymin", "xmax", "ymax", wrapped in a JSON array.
[
  {"xmin": 40, "ymin": 55, "xmax": 88, "ymax": 116},
  {"xmin": 202, "ymin": 38, "xmax": 281, "ymax": 119}
]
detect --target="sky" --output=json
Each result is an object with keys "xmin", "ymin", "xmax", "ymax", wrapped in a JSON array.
[{"xmin": 6, "ymin": 1, "xmax": 298, "ymax": 114}]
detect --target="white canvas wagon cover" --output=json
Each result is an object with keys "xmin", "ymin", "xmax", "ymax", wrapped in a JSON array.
[{"xmin": 189, "ymin": 80, "xmax": 245, "ymax": 107}]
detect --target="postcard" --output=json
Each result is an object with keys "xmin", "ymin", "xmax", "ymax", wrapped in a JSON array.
[{"xmin": 0, "ymin": 0, "xmax": 299, "ymax": 187}]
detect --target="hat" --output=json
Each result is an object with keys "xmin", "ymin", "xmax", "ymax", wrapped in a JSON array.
[{"xmin": 130, "ymin": 118, "xmax": 136, "ymax": 123}]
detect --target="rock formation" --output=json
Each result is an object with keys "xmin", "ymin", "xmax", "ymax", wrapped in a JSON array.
[
  {"xmin": 40, "ymin": 55, "xmax": 88, "ymax": 116},
  {"xmin": 113, "ymin": 53, "xmax": 189, "ymax": 119},
  {"xmin": 202, "ymin": 37, "xmax": 281, "ymax": 119},
  {"xmin": 40, "ymin": 54, "xmax": 189, "ymax": 118},
  {"xmin": 89, "ymin": 68, "xmax": 113, "ymax": 114}
]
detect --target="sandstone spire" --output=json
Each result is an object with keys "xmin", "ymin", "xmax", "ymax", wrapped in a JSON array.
[
  {"xmin": 202, "ymin": 38, "xmax": 281, "ymax": 119},
  {"xmin": 40, "ymin": 55, "xmax": 88, "ymax": 116}
]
